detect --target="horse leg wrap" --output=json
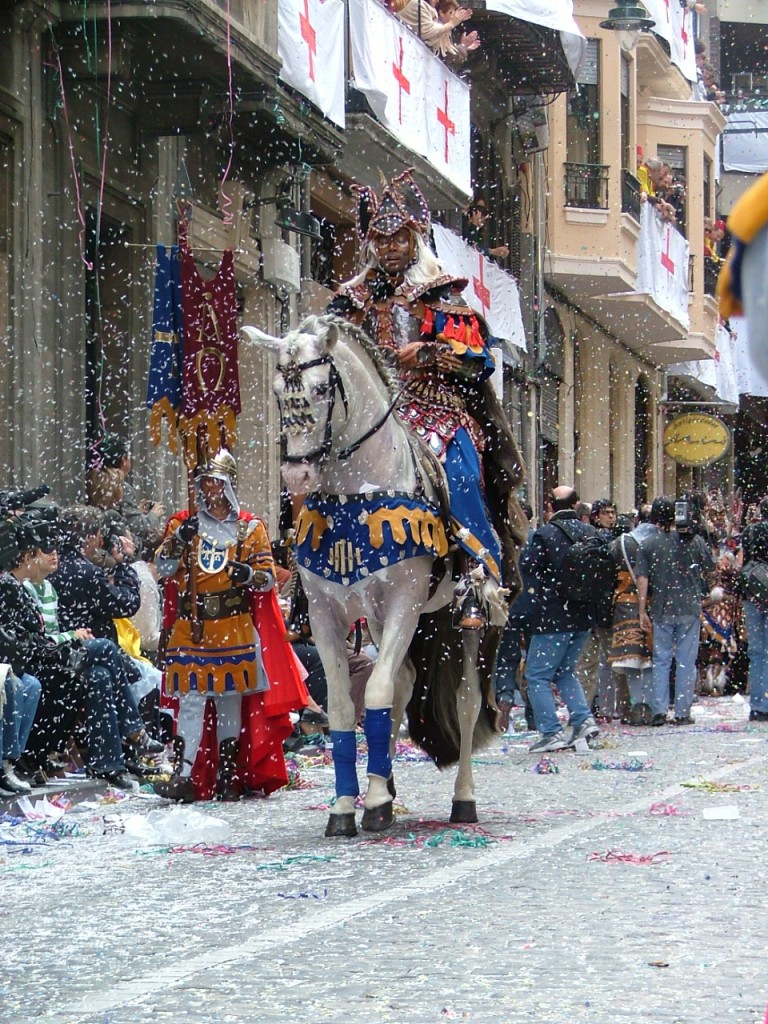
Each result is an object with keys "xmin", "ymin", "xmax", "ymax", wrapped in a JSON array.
[
  {"xmin": 364, "ymin": 707, "xmax": 392, "ymax": 780},
  {"xmin": 330, "ymin": 730, "xmax": 359, "ymax": 798}
]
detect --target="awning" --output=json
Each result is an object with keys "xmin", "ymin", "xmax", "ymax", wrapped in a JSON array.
[
  {"xmin": 722, "ymin": 110, "xmax": 768, "ymax": 174},
  {"xmin": 483, "ymin": 0, "xmax": 586, "ymax": 81}
]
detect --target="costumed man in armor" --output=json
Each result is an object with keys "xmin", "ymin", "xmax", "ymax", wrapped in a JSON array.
[
  {"xmin": 154, "ymin": 449, "xmax": 308, "ymax": 802},
  {"xmin": 327, "ymin": 170, "xmax": 526, "ymax": 625}
]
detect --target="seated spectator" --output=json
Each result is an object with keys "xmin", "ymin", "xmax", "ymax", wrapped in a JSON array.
[
  {"xmin": 462, "ymin": 198, "xmax": 509, "ymax": 262},
  {"xmin": 394, "ymin": 0, "xmax": 477, "ymax": 64},
  {"xmin": 52, "ymin": 505, "xmax": 141, "ymax": 645},
  {"xmin": 22, "ymin": 510, "xmax": 163, "ymax": 784},
  {"xmin": 0, "ymin": 517, "xmax": 43, "ymax": 793}
]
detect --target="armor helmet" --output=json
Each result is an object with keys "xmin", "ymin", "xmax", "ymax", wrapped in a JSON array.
[{"xmin": 201, "ymin": 448, "xmax": 237, "ymax": 489}]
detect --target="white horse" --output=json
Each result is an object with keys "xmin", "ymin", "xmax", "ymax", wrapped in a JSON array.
[{"xmin": 242, "ymin": 314, "xmax": 524, "ymax": 837}]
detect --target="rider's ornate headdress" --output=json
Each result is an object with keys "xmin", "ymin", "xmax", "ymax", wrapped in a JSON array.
[{"xmin": 353, "ymin": 169, "xmax": 431, "ymax": 245}]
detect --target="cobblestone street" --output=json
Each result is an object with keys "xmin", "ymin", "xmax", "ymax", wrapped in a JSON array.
[{"xmin": 2, "ymin": 696, "xmax": 766, "ymax": 1024}]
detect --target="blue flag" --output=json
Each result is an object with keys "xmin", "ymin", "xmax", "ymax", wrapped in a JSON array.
[{"xmin": 147, "ymin": 244, "xmax": 184, "ymax": 451}]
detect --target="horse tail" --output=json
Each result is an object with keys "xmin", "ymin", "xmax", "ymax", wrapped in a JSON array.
[{"xmin": 406, "ymin": 608, "xmax": 501, "ymax": 768}]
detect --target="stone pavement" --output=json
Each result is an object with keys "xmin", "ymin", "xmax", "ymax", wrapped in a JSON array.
[{"xmin": 2, "ymin": 695, "xmax": 767, "ymax": 1024}]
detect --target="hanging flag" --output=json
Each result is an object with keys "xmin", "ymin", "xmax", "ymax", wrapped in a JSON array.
[
  {"xmin": 348, "ymin": 0, "xmax": 471, "ymax": 195},
  {"xmin": 278, "ymin": 0, "xmax": 346, "ymax": 128},
  {"xmin": 635, "ymin": 204, "xmax": 690, "ymax": 328},
  {"xmin": 147, "ymin": 244, "xmax": 184, "ymax": 453},
  {"xmin": 432, "ymin": 224, "xmax": 527, "ymax": 352},
  {"xmin": 177, "ymin": 244, "xmax": 241, "ymax": 466}
]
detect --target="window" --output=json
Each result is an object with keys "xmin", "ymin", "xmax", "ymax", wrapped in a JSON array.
[
  {"xmin": 567, "ymin": 39, "xmax": 600, "ymax": 166},
  {"xmin": 620, "ymin": 54, "xmax": 632, "ymax": 173}
]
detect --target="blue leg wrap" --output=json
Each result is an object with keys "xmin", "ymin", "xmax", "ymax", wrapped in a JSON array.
[
  {"xmin": 364, "ymin": 707, "xmax": 392, "ymax": 779},
  {"xmin": 330, "ymin": 730, "xmax": 359, "ymax": 798}
]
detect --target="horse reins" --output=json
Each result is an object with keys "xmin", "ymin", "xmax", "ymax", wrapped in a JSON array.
[{"xmin": 277, "ymin": 352, "xmax": 406, "ymax": 467}]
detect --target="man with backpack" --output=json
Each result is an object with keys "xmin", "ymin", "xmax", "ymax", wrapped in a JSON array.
[{"xmin": 520, "ymin": 486, "xmax": 612, "ymax": 752}]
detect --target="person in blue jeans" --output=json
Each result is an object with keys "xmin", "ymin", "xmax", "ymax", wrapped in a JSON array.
[
  {"xmin": 740, "ymin": 497, "xmax": 768, "ymax": 721},
  {"xmin": 636, "ymin": 497, "xmax": 715, "ymax": 725},
  {"xmin": 520, "ymin": 485, "xmax": 600, "ymax": 753},
  {"xmin": 0, "ymin": 668, "xmax": 42, "ymax": 794}
]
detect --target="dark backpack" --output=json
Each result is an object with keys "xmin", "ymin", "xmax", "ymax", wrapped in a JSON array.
[{"xmin": 551, "ymin": 520, "xmax": 616, "ymax": 606}]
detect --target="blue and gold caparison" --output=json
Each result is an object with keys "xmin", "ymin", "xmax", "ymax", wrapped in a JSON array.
[{"xmin": 295, "ymin": 491, "xmax": 449, "ymax": 586}]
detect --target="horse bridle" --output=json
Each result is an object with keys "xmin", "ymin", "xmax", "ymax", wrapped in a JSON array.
[{"xmin": 277, "ymin": 353, "xmax": 403, "ymax": 467}]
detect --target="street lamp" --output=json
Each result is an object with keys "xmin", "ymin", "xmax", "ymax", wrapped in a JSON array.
[{"xmin": 600, "ymin": 0, "xmax": 655, "ymax": 51}]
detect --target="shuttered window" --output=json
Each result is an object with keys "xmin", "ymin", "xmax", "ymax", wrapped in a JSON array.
[{"xmin": 578, "ymin": 39, "xmax": 600, "ymax": 86}]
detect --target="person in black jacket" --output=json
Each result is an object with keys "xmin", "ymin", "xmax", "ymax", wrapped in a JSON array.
[
  {"xmin": 52, "ymin": 505, "xmax": 141, "ymax": 644},
  {"xmin": 519, "ymin": 486, "xmax": 600, "ymax": 753},
  {"xmin": 741, "ymin": 495, "xmax": 768, "ymax": 721},
  {"xmin": 0, "ymin": 518, "xmax": 44, "ymax": 793}
]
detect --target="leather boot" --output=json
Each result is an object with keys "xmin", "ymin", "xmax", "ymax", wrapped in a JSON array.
[
  {"xmin": 217, "ymin": 738, "xmax": 242, "ymax": 802},
  {"xmin": 151, "ymin": 774, "xmax": 196, "ymax": 803}
]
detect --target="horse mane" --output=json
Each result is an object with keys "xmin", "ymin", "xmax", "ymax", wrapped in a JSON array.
[{"xmin": 296, "ymin": 314, "xmax": 399, "ymax": 399}]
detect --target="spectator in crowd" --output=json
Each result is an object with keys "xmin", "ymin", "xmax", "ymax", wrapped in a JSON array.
[
  {"xmin": 637, "ymin": 156, "xmax": 677, "ymax": 223},
  {"xmin": 740, "ymin": 495, "xmax": 768, "ymax": 721},
  {"xmin": 22, "ymin": 510, "xmax": 163, "ymax": 784},
  {"xmin": 579, "ymin": 499, "xmax": 625, "ymax": 720},
  {"xmin": 0, "ymin": 518, "xmax": 43, "ymax": 794},
  {"xmin": 87, "ymin": 434, "xmax": 165, "ymax": 545},
  {"xmin": 52, "ymin": 505, "xmax": 141, "ymax": 646},
  {"xmin": 636, "ymin": 496, "xmax": 715, "ymax": 725},
  {"xmin": 394, "ymin": 0, "xmax": 478, "ymax": 65},
  {"xmin": 575, "ymin": 501, "xmax": 591, "ymax": 525},
  {"xmin": 494, "ymin": 501, "xmax": 536, "ymax": 732},
  {"xmin": 607, "ymin": 503, "xmax": 655, "ymax": 724},
  {"xmin": 519, "ymin": 485, "xmax": 600, "ymax": 753},
  {"xmin": 462, "ymin": 198, "xmax": 509, "ymax": 262}
]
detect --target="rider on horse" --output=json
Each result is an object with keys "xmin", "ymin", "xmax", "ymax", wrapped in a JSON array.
[{"xmin": 327, "ymin": 170, "xmax": 525, "ymax": 626}]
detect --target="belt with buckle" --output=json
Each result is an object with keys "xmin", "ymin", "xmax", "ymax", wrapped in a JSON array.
[{"xmin": 179, "ymin": 589, "xmax": 248, "ymax": 621}]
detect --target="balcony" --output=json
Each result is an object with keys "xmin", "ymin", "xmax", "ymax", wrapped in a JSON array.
[
  {"xmin": 341, "ymin": 0, "xmax": 472, "ymax": 207},
  {"xmin": 564, "ymin": 163, "xmax": 608, "ymax": 210},
  {"xmin": 621, "ymin": 170, "xmax": 642, "ymax": 222}
]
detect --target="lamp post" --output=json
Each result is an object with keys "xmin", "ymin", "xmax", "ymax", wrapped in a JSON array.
[{"xmin": 600, "ymin": 0, "xmax": 655, "ymax": 50}]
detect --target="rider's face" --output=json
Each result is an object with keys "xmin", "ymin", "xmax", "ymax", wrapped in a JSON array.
[{"xmin": 372, "ymin": 229, "xmax": 413, "ymax": 276}]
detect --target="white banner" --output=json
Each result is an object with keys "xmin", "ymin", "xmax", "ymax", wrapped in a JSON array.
[
  {"xmin": 642, "ymin": 0, "xmax": 696, "ymax": 83},
  {"xmin": 670, "ymin": 323, "xmax": 751, "ymax": 405},
  {"xmin": 349, "ymin": 0, "xmax": 471, "ymax": 195},
  {"xmin": 278, "ymin": 0, "xmax": 346, "ymax": 129},
  {"xmin": 432, "ymin": 224, "xmax": 527, "ymax": 352},
  {"xmin": 722, "ymin": 111, "xmax": 768, "ymax": 174},
  {"xmin": 484, "ymin": 0, "xmax": 586, "ymax": 77},
  {"xmin": 635, "ymin": 203, "xmax": 690, "ymax": 329}
]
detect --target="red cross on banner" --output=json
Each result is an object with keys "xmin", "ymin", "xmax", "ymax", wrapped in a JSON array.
[
  {"xmin": 472, "ymin": 253, "xmax": 491, "ymax": 318},
  {"xmin": 680, "ymin": 7, "xmax": 689, "ymax": 52},
  {"xmin": 662, "ymin": 0, "xmax": 670, "ymax": 21},
  {"xmin": 436, "ymin": 80, "xmax": 455, "ymax": 163},
  {"xmin": 661, "ymin": 227, "xmax": 675, "ymax": 273},
  {"xmin": 300, "ymin": 0, "xmax": 317, "ymax": 82},
  {"xmin": 392, "ymin": 37, "xmax": 410, "ymax": 125}
]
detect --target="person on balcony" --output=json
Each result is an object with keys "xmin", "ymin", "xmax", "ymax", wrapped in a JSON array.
[
  {"xmin": 394, "ymin": 0, "xmax": 479, "ymax": 65},
  {"xmin": 637, "ymin": 157, "xmax": 677, "ymax": 224},
  {"xmin": 462, "ymin": 198, "xmax": 509, "ymax": 263}
]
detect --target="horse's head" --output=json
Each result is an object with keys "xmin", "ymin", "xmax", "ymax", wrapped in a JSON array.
[{"xmin": 241, "ymin": 316, "xmax": 346, "ymax": 495}]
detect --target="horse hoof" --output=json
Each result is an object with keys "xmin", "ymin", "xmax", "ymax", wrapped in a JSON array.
[
  {"xmin": 387, "ymin": 774, "xmax": 397, "ymax": 799},
  {"xmin": 324, "ymin": 813, "xmax": 358, "ymax": 838},
  {"xmin": 450, "ymin": 800, "xmax": 478, "ymax": 824},
  {"xmin": 361, "ymin": 801, "xmax": 394, "ymax": 832}
]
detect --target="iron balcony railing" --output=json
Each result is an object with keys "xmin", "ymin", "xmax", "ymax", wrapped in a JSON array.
[
  {"xmin": 563, "ymin": 162, "xmax": 609, "ymax": 210},
  {"xmin": 621, "ymin": 169, "xmax": 642, "ymax": 221}
]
